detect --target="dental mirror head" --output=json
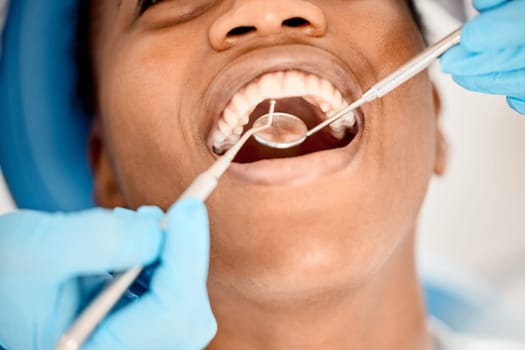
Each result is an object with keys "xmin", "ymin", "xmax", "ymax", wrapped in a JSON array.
[
  {"xmin": 252, "ymin": 98, "xmax": 363, "ymax": 149},
  {"xmin": 253, "ymin": 112, "xmax": 308, "ymax": 149}
]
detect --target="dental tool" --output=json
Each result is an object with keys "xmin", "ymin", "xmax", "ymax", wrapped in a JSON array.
[
  {"xmin": 56, "ymin": 101, "xmax": 277, "ymax": 350},
  {"xmin": 253, "ymin": 27, "xmax": 462, "ymax": 149}
]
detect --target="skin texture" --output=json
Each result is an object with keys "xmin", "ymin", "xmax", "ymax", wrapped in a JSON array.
[{"xmin": 88, "ymin": 0, "xmax": 447, "ymax": 349}]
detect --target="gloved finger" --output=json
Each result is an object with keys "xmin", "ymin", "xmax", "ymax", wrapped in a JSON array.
[
  {"xmin": 85, "ymin": 199, "xmax": 216, "ymax": 350},
  {"xmin": 462, "ymin": 0, "xmax": 525, "ymax": 51},
  {"xmin": 47, "ymin": 282, "xmax": 82, "ymax": 347},
  {"xmin": 451, "ymin": 68, "xmax": 525, "ymax": 96},
  {"xmin": 441, "ymin": 45, "xmax": 525, "ymax": 76},
  {"xmin": 473, "ymin": 0, "xmax": 508, "ymax": 11},
  {"xmin": 153, "ymin": 198, "xmax": 211, "ymax": 301},
  {"xmin": 137, "ymin": 205, "xmax": 165, "ymax": 220},
  {"xmin": 0, "ymin": 284, "xmax": 82, "ymax": 350},
  {"xmin": 0, "ymin": 208, "xmax": 163, "ymax": 281},
  {"xmin": 507, "ymin": 97, "xmax": 525, "ymax": 115}
]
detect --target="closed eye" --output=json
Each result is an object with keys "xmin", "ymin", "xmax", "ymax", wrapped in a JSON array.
[{"xmin": 138, "ymin": 0, "xmax": 164, "ymax": 14}]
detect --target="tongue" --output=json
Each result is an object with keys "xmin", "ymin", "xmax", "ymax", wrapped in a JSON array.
[{"xmin": 233, "ymin": 97, "xmax": 352, "ymax": 163}]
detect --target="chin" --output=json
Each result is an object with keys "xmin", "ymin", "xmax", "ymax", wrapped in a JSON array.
[{"xmin": 206, "ymin": 185, "xmax": 415, "ymax": 304}]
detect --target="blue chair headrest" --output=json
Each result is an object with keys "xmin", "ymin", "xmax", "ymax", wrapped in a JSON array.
[{"xmin": 0, "ymin": 0, "xmax": 93, "ymax": 211}]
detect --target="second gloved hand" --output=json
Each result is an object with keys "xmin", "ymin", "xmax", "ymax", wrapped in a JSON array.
[{"xmin": 440, "ymin": 0, "xmax": 525, "ymax": 115}]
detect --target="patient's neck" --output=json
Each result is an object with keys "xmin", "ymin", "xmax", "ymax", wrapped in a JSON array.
[{"xmin": 207, "ymin": 234, "xmax": 432, "ymax": 350}]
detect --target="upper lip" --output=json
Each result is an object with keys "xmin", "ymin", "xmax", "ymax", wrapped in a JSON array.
[{"xmin": 201, "ymin": 44, "xmax": 364, "ymax": 146}]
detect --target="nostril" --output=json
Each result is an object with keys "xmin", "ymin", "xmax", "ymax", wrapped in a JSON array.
[
  {"xmin": 282, "ymin": 17, "xmax": 310, "ymax": 28},
  {"xmin": 227, "ymin": 26, "xmax": 257, "ymax": 37}
]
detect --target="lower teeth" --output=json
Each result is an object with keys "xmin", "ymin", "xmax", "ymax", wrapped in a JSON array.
[{"xmin": 212, "ymin": 124, "xmax": 356, "ymax": 156}]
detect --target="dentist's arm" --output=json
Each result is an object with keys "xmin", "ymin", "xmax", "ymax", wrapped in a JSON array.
[
  {"xmin": 441, "ymin": 0, "xmax": 525, "ymax": 115},
  {"xmin": 0, "ymin": 199, "xmax": 216, "ymax": 350}
]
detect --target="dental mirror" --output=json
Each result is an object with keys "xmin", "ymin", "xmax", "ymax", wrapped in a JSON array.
[
  {"xmin": 252, "ymin": 27, "xmax": 463, "ymax": 150},
  {"xmin": 252, "ymin": 105, "xmax": 357, "ymax": 150},
  {"xmin": 253, "ymin": 112, "xmax": 308, "ymax": 149}
]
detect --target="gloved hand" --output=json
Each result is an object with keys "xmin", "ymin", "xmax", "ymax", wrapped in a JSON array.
[
  {"xmin": 440, "ymin": 0, "xmax": 525, "ymax": 115},
  {"xmin": 0, "ymin": 199, "xmax": 216, "ymax": 350}
]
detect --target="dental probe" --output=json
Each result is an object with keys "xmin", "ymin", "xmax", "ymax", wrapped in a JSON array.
[
  {"xmin": 56, "ymin": 101, "xmax": 277, "ymax": 350},
  {"xmin": 253, "ymin": 27, "xmax": 462, "ymax": 149}
]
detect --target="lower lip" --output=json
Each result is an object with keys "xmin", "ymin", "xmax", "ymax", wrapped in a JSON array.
[{"xmin": 227, "ymin": 117, "xmax": 363, "ymax": 186}]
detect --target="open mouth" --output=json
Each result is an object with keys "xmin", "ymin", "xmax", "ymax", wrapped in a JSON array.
[{"xmin": 207, "ymin": 70, "xmax": 361, "ymax": 164}]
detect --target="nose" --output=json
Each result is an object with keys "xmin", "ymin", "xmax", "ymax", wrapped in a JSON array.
[{"xmin": 209, "ymin": 0, "xmax": 327, "ymax": 51}]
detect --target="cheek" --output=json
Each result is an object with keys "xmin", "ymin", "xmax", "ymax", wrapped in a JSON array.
[
  {"xmin": 363, "ymin": 75, "xmax": 437, "ymax": 238},
  {"xmin": 97, "ymin": 34, "xmax": 211, "ymax": 206},
  {"xmin": 384, "ymin": 76, "xmax": 437, "ymax": 195},
  {"xmin": 326, "ymin": 0, "xmax": 423, "ymax": 74},
  {"xmin": 340, "ymin": 3, "xmax": 436, "ymax": 225},
  {"xmin": 316, "ymin": 72, "xmax": 437, "ymax": 280},
  {"xmin": 322, "ymin": 1, "xmax": 435, "ymax": 220}
]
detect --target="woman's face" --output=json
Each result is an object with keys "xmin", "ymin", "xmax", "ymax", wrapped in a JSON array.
[{"xmin": 91, "ymin": 0, "xmax": 445, "ymax": 300}]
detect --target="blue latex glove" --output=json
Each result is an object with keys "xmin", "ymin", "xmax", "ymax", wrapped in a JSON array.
[
  {"xmin": 441, "ymin": 0, "xmax": 525, "ymax": 115},
  {"xmin": 0, "ymin": 199, "xmax": 216, "ymax": 350}
]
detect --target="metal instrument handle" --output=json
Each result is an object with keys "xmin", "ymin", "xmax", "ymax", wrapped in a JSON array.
[{"xmin": 369, "ymin": 27, "xmax": 462, "ymax": 100}]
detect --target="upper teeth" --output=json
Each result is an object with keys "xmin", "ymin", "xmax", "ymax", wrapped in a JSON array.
[{"xmin": 210, "ymin": 70, "xmax": 356, "ymax": 153}]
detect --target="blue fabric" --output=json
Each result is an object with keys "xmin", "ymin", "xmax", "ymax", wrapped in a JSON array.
[
  {"xmin": 0, "ymin": 0, "xmax": 93, "ymax": 211},
  {"xmin": 424, "ymin": 282, "xmax": 482, "ymax": 332}
]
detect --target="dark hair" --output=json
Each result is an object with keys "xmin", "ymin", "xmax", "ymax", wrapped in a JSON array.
[
  {"xmin": 74, "ymin": 1, "xmax": 425, "ymax": 116},
  {"xmin": 407, "ymin": 0, "xmax": 426, "ymax": 40}
]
